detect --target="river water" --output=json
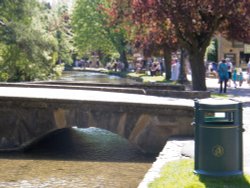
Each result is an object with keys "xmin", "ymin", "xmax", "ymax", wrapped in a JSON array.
[
  {"xmin": 0, "ymin": 71, "xmax": 157, "ymax": 188},
  {"xmin": 59, "ymin": 71, "xmax": 138, "ymax": 84}
]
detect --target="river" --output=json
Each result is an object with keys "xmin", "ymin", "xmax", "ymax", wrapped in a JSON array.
[
  {"xmin": 0, "ymin": 71, "xmax": 157, "ymax": 188},
  {"xmin": 58, "ymin": 71, "xmax": 138, "ymax": 84}
]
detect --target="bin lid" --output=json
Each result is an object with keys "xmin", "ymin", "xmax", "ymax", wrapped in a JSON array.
[
  {"xmin": 195, "ymin": 98, "xmax": 242, "ymax": 112},
  {"xmin": 196, "ymin": 98, "xmax": 240, "ymax": 105}
]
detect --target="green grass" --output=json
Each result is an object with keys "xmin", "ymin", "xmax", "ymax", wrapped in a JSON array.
[
  {"xmin": 106, "ymin": 70, "xmax": 170, "ymax": 83},
  {"xmin": 127, "ymin": 72, "xmax": 167, "ymax": 83},
  {"xmin": 149, "ymin": 159, "xmax": 250, "ymax": 188},
  {"xmin": 211, "ymin": 93, "xmax": 236, "ymax": 99},
  {"xmin": 211, "ymin": 93, "xmax": 229, "ymax": 98}
]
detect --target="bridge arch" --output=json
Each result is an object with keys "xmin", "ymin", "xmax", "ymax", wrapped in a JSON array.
[{"xmin": 0, "ymin": 89, "xmax": 194, "ymax": 153}]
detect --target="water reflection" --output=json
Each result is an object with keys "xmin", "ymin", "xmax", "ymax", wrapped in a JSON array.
[
  {"xmin": 0, "ymin": 128, "xmax": 156, "ymax": 188},
  {"xmin": 59, "ymin": 71, "xmax": 137, "ymax": 84}
]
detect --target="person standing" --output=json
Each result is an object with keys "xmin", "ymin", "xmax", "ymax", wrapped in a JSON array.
[
  {"xmin": 226, "ymin": 58, "xmax": 233, "ymax": 87},
  {"xmin": 232, "ymin": 68, "xmax": 238, "ymax": 88},
  {"xmin": 170, "ymin": 59, "xmax": 180, "ymax": 81},
  {"xmin": 248, "ymin": 60, "xmax": 250, "ymax": 85},
  {"xmin": 170, "ymin": 59, "xmax": 177, "ymax": 80},
  {"xmin": 218, "ymin": 59, "xmax": 229, "ymax": 93},
  {"xmin": 238, "ymin": 68, "xmax": 244, "ymax": 87}
]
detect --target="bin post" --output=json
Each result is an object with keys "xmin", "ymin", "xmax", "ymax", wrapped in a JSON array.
[{"xmin": 193, "ymin": 99, "xmax": 243, "ymax": 176}]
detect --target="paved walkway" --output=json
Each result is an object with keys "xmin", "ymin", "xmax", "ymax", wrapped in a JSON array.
[{"xmin": 138, "ymin": 77, "xmax": 250, "ymax": 188}]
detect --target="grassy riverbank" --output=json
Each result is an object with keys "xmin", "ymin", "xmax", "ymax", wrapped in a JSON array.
[
  {"xmin": 106, "ymin": 70, "xmax": 178, "ymax": 84},
  {"xmin": 149, "ymin": 159, "xmax": 250, "ymax": 188}
]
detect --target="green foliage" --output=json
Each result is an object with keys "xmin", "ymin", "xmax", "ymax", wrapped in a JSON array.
[
  {"xmin": 41, "ymin": 3, "xmax": 73, "ymax": 65},
  {"xmin": 72, "ymin": 0, "xmax": 128, "ymax": 67},
  {"xmin": 206, "ymin": 39, "xmax": 218, "ymax": 63},
  {"xmin": 149, "ymin": 159, "xmax": 250, "ymax": 188},
  {"xmin": 72, "ymin": 0, "xmax": 115, "ymax": 55},
  {"xmin": 0, "ymin": 0, "xmax": 72, "ymax": 81},
  {"xmin": 0, "ymin": 0, "xmax": 33, "ymax": 44}
]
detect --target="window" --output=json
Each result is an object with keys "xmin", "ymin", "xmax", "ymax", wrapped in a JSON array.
[{"xmin": 232, "ymin": 40, "xmax": 244, "ymax": 48}]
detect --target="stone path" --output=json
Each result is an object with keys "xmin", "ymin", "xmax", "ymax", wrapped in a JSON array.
[{"xmin": 138, "ymin": 77, "xmax": 250, "ymax": 188}]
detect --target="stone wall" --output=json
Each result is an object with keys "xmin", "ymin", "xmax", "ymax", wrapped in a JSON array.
[
  {"xmin": 0, "ymin": 97, "xmax": 194, "ymax": 153},
  {"xmin": 0, "ymin": 82, "xmax": 210, "ymax": 99}
]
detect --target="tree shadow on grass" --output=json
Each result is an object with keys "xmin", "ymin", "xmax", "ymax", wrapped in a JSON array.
[{"xmin": 199, "ymin": 174, "xmax": 250, "ymax": 188}]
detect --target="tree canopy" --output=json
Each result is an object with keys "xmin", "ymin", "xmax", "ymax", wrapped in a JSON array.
[
  {"xmin": 72, "ymin": 0, "xmax": 129, "ymax": 68},
  {"xmin": 1, "ymin": 0, "xmax": 250, "ymax": 87},
  {"xmin": 108, "ymin": 0, "xmax": 250, "ymax": 90},
  {"xmin": 0, "ymin": 0, "xmax": 72, "ymax": 81},
  {"xmin": 165, "ymin": 0, "xmax": 250, "ymax": 90}
]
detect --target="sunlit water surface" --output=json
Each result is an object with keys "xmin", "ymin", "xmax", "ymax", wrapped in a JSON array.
[
  {"xmin": 0, "ymin": 127, "xmax": 156, "ymax": 188},
  {"xmin": 59, "ymin": 71, "xmax": 137, "ymax": 84},
  {"xmin": 0, "ymin": 71, "xmax": 156, "ymax": 187}
]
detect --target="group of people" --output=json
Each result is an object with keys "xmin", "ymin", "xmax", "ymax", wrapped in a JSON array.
[
  {"xmin": 75, "ymin": 59, "xmax": 101, "ymax": 68},
  {"xmin": 149, "ymin": 59, "xmax": 162, "ymax": 76},
  {"xmin": 217, "ymin": 58, "xmax": 250, "ymax": 93},
  {"xmin": 133, "ymin": 58, "xmax": 163, "ymax": 76},
  {"xmin": 106, "ymin": 60, "xmax": 125, "ymax": 72}
]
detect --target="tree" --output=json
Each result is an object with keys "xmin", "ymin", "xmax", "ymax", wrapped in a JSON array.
[
  {"xmin": 0, "ymin": 0, "xmax": 65, "ymax": 81},
  {"xmin": 109, "ymin": 0, "xmax": 250, "ymax": 90},
  {"xmin": 0, "ymin": 0, "xmax": 31, "ymax": 44},
  {"xmin": 45, "ymin": 3, "xmax": 74, "ymax": 66},
  {"xmin": 162, "ymin": 0, "xmax": 250, "ymax": 90},
  {"xmin": 132, "ymin": 18, "xmax": 178, "ymax": 80},
  {"xmin": 72, "ymin": 0, "xmax": 129, "ymax": 68}
]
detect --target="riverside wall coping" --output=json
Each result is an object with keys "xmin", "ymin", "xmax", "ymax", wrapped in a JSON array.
[{"xmin": 0, "ymin": 83, "xmax": 210, "ymax": 99}]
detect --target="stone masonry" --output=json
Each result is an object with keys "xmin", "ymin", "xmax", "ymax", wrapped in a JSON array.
[{"xmin": 0, "ymin": 87, "xmax": 194, "ymax": 153}]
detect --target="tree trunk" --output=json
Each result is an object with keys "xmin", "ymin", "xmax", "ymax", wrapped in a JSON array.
[
  {"xmin": 178, "ymin": 48, "xmax": 188, "ymax": 84},
  {"xmin": 119, "ymin": 49, "xmax": 128, "ymax": 70},
  {"xmin": 189, "ymin": 50, "xmax": 207, "ymax": 91},
  {"xmin": 163, "ymin": 47, "xmax": 171, "ymax": 80}
]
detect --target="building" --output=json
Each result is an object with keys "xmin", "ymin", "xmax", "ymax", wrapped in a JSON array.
[{"xmin": 217, "ymin": 35, "xmax": 250, "ymax": 69}]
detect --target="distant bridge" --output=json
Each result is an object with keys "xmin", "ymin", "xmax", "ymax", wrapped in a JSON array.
[{"xmin": 0, "ymin": 86, "xmax": 195, "ymax": 153}]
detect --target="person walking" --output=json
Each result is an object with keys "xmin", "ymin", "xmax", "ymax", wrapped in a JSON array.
[
  {"xmin": 218, "ymin": 59, "xmax": 229, "ymax": 93},
  {"xmin": 247, "ymin": 60, "xmax": 250, "ymax": 85}
]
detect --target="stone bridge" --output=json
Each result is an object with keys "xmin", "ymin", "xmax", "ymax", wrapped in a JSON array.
[{"xmin": 0, "ymin": 86, "xmax": 195, "ymax": 153}]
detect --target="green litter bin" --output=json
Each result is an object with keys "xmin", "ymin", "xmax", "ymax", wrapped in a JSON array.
[{"xmin": 193, "ymin": 98, "xmax": 243, "ymax": 176}]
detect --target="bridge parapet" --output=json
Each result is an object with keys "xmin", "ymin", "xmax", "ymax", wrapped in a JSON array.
[
  {"xmin": 0, "ymin": 82, "xmax": 210, "ymax": 99},
  {"xmin": 0, "ymin": 87, "xmax": 194, "ymax": 153}
]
